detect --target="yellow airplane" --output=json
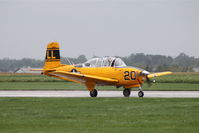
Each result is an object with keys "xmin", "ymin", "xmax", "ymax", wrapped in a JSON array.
[{"xmin": 34, "ymin": 42, "xmax": 172, "ymax": 97}]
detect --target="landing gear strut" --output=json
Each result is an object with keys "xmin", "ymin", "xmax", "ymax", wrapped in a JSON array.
[
  {"xmin": 90, "ymin": 89, "xmax": 98, "ymax": 97},
  {"xmin": 123, "ymin": 88, "xmax": 131, "ymax": 97}
]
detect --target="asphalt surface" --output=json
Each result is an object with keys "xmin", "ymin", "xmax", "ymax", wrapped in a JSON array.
[{"xmin": 0, "ymin": 91, "xmax": 199, "ymax": 98}]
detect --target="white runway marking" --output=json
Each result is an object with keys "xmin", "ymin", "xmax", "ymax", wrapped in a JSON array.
[{"xmin": 0, "ymin": 91, "xmax": 199, "ymax": 98}]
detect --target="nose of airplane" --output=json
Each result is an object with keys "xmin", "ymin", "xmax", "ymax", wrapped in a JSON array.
[{"xmin": 140, "ymin": 70, "xmax": 155, "ymax": 87}]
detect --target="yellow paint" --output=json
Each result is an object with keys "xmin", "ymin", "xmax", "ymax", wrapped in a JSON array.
[
  {"xmin": 147, "ymin": 71, "xmax": 173, "ymax": 78},
  {"xmin": 44, "ymin": 42, "xmax": 62, "ymax": 69},
  {"xmin": 40, "ymin": 42, "xmax": 172, "ymax": 91}
]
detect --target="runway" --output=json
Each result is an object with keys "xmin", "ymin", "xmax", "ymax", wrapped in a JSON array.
[{"xmin": 0, "ymin": 91, "xmax": 199, "ymax": 98}]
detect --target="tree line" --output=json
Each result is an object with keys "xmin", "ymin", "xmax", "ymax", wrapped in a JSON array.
[{"xmin": 0, "ymin": 53, "xmax": 199, "ymax": 72}]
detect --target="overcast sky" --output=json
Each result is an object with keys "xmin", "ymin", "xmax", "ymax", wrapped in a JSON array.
[{"xmin": 0, "ymin": 0, "xmax": 199, "ymax": 59}]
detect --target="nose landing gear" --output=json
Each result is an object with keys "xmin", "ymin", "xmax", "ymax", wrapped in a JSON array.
[
  {"xmin": 138, "ymin": 90, "xmax": 144, "ymax": 97},
  {"xmin": 138, "ymin": 87, "xmax": 144, "ymax": 97}
]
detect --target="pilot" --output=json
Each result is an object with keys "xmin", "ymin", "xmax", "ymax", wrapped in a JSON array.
[{"xmin": 85, "ymin": 63, "xmax": 90, "ymax": 67}]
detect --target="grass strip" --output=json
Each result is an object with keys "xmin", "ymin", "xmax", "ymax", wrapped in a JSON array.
[
  {"xmin": 0, "ymin": 98, "xmax": 198, "ymax": 133},
  {"xmin": 0, "ymin": 82, "xmax": 199, "ymax": 91}
]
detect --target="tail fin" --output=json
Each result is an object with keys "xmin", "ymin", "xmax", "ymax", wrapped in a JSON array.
[{"xmin": 44, "ymin": 42, "xmax": 61, "ymax": 69}]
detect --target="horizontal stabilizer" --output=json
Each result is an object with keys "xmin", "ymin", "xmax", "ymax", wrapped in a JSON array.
[{"xmin": 30, "ymin": 69, "xmax": 55, "ymax": 72}]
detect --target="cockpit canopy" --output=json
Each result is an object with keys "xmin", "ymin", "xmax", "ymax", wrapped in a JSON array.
[{"xmin": 77, "ymin": 57, "xmax": 126, "ymax": 68}]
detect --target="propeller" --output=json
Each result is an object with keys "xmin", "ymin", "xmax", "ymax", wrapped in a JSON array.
[
  {"xmin": 146, "ymin": 76, "xmax": 155, "ymax": 87},
  {"xmin": 140, "ymin": 70, "xmax": 155, "ymax": 87}
]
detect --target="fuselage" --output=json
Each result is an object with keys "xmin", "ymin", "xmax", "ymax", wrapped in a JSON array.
[{"xmin": 44, "ymin": 65, "xmax": 145, "ymax": 89}]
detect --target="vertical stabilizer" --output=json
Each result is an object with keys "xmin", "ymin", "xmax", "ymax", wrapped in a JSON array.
[{"xmin": 44, "ymin": 42, "xmax": 61, "ymax": 69}]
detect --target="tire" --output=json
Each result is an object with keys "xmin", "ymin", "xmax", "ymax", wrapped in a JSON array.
[
  {"xmin": 138, "ymin": 91, "xmax": 144, "ymax": 97},
  {"xmin": 123, "ymin": 88, "xmax": 131, "ymax": 97},
  {"xmin": 71, "ymin": 69, "xmax": 77, "ymax": 72},
  {"xmin": 90, "ymin": 89, "xmax": 98, "ymax": 97}
]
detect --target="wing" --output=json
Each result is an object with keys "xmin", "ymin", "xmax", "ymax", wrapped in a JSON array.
[
  {"xmin": 147, "ymin": 71, "xmax": 172, "ymax": 79},
  {"xmin": 47, "ymin": 71, "xmax": 118, "ymax": 85},
  {"xmin": 30, "ymin": 69, "xmax": 55, "ymax": 72}
]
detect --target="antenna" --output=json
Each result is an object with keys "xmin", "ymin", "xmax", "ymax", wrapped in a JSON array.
[{"xmin": 65, "ymin": 57, "xmax": 73, "ymax": 65}]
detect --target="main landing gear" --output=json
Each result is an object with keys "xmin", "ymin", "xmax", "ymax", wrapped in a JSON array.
[
  {"xmin": 123, "ymin": 88, "xmax": 131, "ymax": 97},
  {"xmin": 123, "ymin": 88, "xmax": 144, "ymax": 97},
  {"xmin": 90, "ymin": 89, "xmax": 98, "ymax": 97},
  {"xmin": 89, "ymin": 88, "xmax": 144, "ymax": 97}
]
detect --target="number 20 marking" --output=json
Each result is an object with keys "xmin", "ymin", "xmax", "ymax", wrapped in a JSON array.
[{"xmin": 124, "ymin": 71, "xmax": 136, "ymax": 80}]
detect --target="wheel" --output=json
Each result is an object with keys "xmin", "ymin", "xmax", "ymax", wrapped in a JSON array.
[
  {"xmin": 71, "ymin": 69, "xmax": 77, "ymax": 72},
  {"xmin": 90, "ymin": 89, "xmax": 98, "ymax": 97},
  {"xmin": 123, "ymin": 88, "xmax": 131, "ymax": 97},
  {"xmin": 138, "ymin": 91, "xmax": 144, "ymax": 97}
]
